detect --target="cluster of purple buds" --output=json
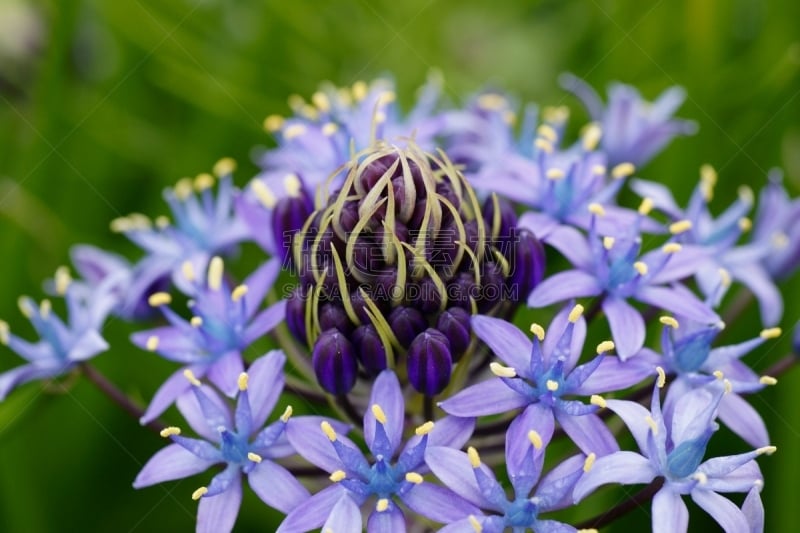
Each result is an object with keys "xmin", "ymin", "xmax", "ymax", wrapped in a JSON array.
[{"xmin": 283, "ymin": 142, "xmax": 545, "ymax": 396}]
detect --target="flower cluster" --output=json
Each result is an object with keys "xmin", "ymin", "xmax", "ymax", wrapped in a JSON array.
[{"xmin": 1, "ymin": 74, "xmax": 797, "ymax": 533}]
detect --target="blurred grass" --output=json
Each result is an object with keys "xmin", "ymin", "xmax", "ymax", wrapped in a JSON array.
[{"xmin": 1, "ymin": 0, "xmax": 799, "ymax": 531}]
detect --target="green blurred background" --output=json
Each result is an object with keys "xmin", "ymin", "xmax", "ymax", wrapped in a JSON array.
[{"xmin": 1, "ymin": 0, "xmax": 799, "ymax": 531}]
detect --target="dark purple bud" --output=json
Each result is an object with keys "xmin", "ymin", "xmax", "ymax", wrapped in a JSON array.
[
  {"xmin": 437, "ymin": 307, "xmax": 471, "ymax": 360},
  {"xmin": 318, "ymin": 303, "xmax": 352, "ymax": 335},
  {"xmin": 286, "ymin": 288, "xmax": 307, "ymax": 342},
  {"xmin": 352, "ymin": 325, "xmax": 387, "ymax": 375},
  {"xmin": 407, "ymin": 277, "xmax": 442, "ymax": 314},
  {"xmin": 388, "ymin": 306, "xmax": 427, "ymax": 348},
  {"xmin": 483, "ymin": 195, "xmax": 518, "ymax": 243},
  {"xmin": 407, "ymin": 329, "xmax": 452, "ymax": 395},
  {"xmin": 336, "ymin": 200, "xmax": 360, "ymax": 237},
  {"xmin": 477, "ymin": 261, "xmax": 504, "ymax": 313},
  {"xmin": 436, "ymin": 182, "xmax": 461, "ymax": 227},
  {"xmin": 357, "ymin": 154, "xmax": 398, "ymax": 193},
  {"xmin": 272, "ymin": 193, "xmax": 313, "ymax": 264},
  {"xmin": 408, "ymin": 199, "xmax": 429, "ymax": 231},
  {"xmin": 447, "ymin": 272, "xmax": 476, "ymax": 310},
  {"xmin": 312, "ymin": 329, "xmax": 358, "ymax": 395},
  {"xmin": 506, "ymin": 229, "xmax": 546, "ymax": 302}
]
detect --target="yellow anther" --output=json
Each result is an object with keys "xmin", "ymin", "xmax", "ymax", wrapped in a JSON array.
[
  {"xmin": 405, "ymin": 472, "xmax": 424, "ymax": 484},
  {"xmin": 536, "ymin": 124, "xmax": 557, "ymax": 142},
  {"xmin": 772, "ymin": 232, "xmax": 789, "ymax": 249},
  {"xmin": 659, "ymin": 316, "xmax": 679, "ymax": 329},
  {"xmin": 577, "ymin": 530, "xmax": 599, "ymax": 533},
  {"xmin": 656, "ymin": 367, "xmax": 666, "ymax": 388},
  {"xmin": 590, "ymin": 395, "xmax": 607, "ymax": 409},
  {"xmin": 415, "ymin": 421, "xmax": 435, "ymax": 436},
  {"xmin": 467, "ymin": 446, "xmax": 481, "ymax": 468},
  {"xmin": 760, "ymin": 328, "xmax": 781, "ymax": 339},
  {"xmin": 633, "ymin": 261, "xmax": 648, "ymax": 276},
  {"xmin": 183, "ymin": 369, "xmax": 202, "ymax": 387},
  {"xmin": 723, "ymin": 379, "xmax": 732, "ymax": 394},
  {"xmin": 713, "ymin": 370, "xmax": 724, "ymax": 380},
  {"xmin": 692, "ymin": 472, "xmax": 708, "ymax": 485},
  {"xmin": 300, "ymin": 105, "xmax": 318, "ymax": 120},
  {"xmin": 281, "ymin": 405, "xmax": 293, "ymax": 423},
  {"xmin": 611, "ymin": 162, "xmax": 635, "ymax": 179},
  {"xmin": 534, "ymin": 138, "xmax": 554, "ymax": 153},
  {"xmin": 213, "ymin": 157, "xmax": 236, "ymax": 177},
  {"xmin": 311, "ymin": 91, "xmax": 330, "ymax": 113},
  {"xmin": 182, "ymin": 261, "xmax": 195, "ymax": 281},
  {"xmin": 738, "ymin": 185, "xmax": 754, "ymax": 205},
  {"xmin": 190, "ymin": 316, "xmax": 203, "ymax": 328},
  {"xmin": 146, "ymin": 336, "xmax": 159, "ymax": 352},
  {"xmin": 174, "ymin": 178, "xmax": 194, "ymax": 200},
  {"xmin": 54, "ymin": 266, "xmax": 72, "ymax": 295},
  {"xmin": 192, "ymin": 487, "xmax": 208, "ymax": 500},
  {"xmin": 251, "ymin": 180, "xmax": 277, "ymax": 209},
  {"xmin": 587, "ymin": 203, "xmax": 605, "ymax": 217},
  {"xmin": 700, "ymin": 164, "xmax": 718, "ymax": 186},
  {"xmin": 374, "ymin": 111, "xmax": 387, "ymax": 124},
  {"xmin": 638, "ymin": 197, "xmax": 654, "ymax": 216},
  {"xmin": 371, "ymin": 404, "xmax": 387, "ymax": 425},
  {"xmin": 582, "ymin": 123, "xmax": 602, "ymax": 151},
  {"xmin": 760, "ymin": 376, "xmax": 778, "ymax": 386},
  {"xmin": 247, "ymin": 452, "xmax": 262, "ymax": 463},
  {"xmin": 148, "ymin": 292, "xmax": 172, "ymax": 307},
  {"xmin": 376, "ymin": 498, "xmax": 390, "ymax": 512},
  {"xmin": 756, "ymin": 446, "xmax": 777, "ymax": 455},
  {"xmin": 194, "ymin": 173, "xmax": 215, "ymax": 191},
  {"xmin": 39, "ymin": 300, "xmax": 51, "ymax": 319},
  {"xmin": 490, "ymin": 362, "xmax": 517, "ymax": 378},
  {"xmin": 238, "ymin": 372, "xmax": 249, "ymax": 392},
  {"xmin": 546, "ymin": 168, "xmax": 566, "ymax": 180},
  {"xmin": 477, "ymin": 93, "xmax": 507, "ymax": 111},
  {"xmin": 468, "ymin": 516, "xmax": 483, "ymax": 533},
  {"xmin": 568, "ymin": 304, "xmax": 584, "ymax": 323},
  {"xmin": 603, "ymin": 236, "xmax": 615, "ymax": 250},
  {"xmin": 546, "ymin": 380, "xmax": 559, "ymax": 392},
  {"xmin": 287, "ymin": 94, "xmax": 305, "ymax": 110},
  {"xmin": 738, "ymin": 217, "xmax": 752, "ymax": 232},
  {"xmin": 352, "ymin": 80, "xmax": 368, "ymax": 101},
  {"xmin": 644, "ymin": 415, "xmax": 659, "ymax": 435},
  {"xmin": 528, "ymin": 430, "xmax": 543, "ymax": 450},
  {"xmin": 322, "ymin": 122, "xmax": 338, "ymax": 136},
  {"xmin": 718, "ymin": 268, "xmax": 731, "ymax": 288},
  {"xmin": 592, "ymin": 165, "xmax": 606, "ymax": 176},
  {"xmin": 17, "ymin": 297, "xmax": 33, "ymax": 318},
  {"xmin": 529, "ymin": 323, "xmax": 545, "ymax": 341},
  {"xmin": 669, "ymin": 220, "xmax": 693, "ymax": 235},
  {"xmin": 283, "ymin": 173, "xmax": 302, "ymax": 197},
  {"xmin": 0, "ymin": 321, "xmax": 9, "ymax": 345},
  {"xmin": 264, "ymin": 114, "xmax": 284, "ymax": 132},
  {"xmin": 377, "ymin": 91, "xmax": 396, "ymax": 106},
  {"xmin": 231, "ymin": 285, "xmax": 248, "ymax": 303},
  {"xmin": 283, "ymin": 124, "xmax": 306, "ymax": 140},
  {"xmin": 207, "ymin": 257, "xmax": 224, "ymax": 291},
  {"xmin": 662, "ymin": 243, "xmax": 683, "ymax": 254},
  {"xmin": 583, "ymin": 453, "xmax": 596, "ymax": 472},
  {"xmin": 321, "ymin": 421, "xmax": 337, "ymax": 441},
  {"xmin": 329, "ymin": 470, "xmax": 346, "ymax": 482},
  {"xmin": 543, "ymin": 105, "xmax": 569, "ymax": 123},
  {"xmin": 596, "ymin": 341, "xmax": 615, "ymax": 354},
  {"xmin": 160, "ymin": 426, "xmax": 181, "ymax": 438}
]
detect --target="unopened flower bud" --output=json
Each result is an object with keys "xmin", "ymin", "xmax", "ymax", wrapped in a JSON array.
[
  {"xmin": 271, "ymin": 191, "xmax": 313, "ymax": 264},
  {"xmin": 352, "ymin": 325, "xmax": 387, "ymax": 375},
  {"xmin": 286, "ymin": 288, "xmax": 307, "ymax": 341},
  {"xmin": 506, "ymin": 229, "xmax": 545, "ymax": 302},
  {"xmin": 388, "ymin": 307, "xmax": 427, "ymax": 348},
  {"xmin": 437, "ymin": 307, "xmax": 471, "ymax": 360},
  {"xmin": 407, "ymin": 329, "xmax": 452, "ymax": 395},
  {"xmin": 312, "ymin": 329, "xmax": 358, "ymax": 394}
]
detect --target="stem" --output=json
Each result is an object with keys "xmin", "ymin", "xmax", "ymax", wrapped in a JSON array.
[
  {"xmin": 575, "ymin": 478, "xmax": 665, "ymax": 529},
  {"xmin": 764, "ymin": 353, "xmax": 798, "ymax": 379},
  {"xmin": 287, "ymin": 465, "xmax": 327, "ymax": 477},
  {"xmin": 423, "ymin": 395, "xmax": 434, "ymax": 422},
  {"xmin": 584, "ymin": 296, "xmax": 604, "ymax": 325},
  {"xmin": 473, "ymin": 414, "xmax": 516, "ymax": 437},
  {"xmin": 80, "ymin": 363, "xmax": 165, "ymax": 433},
  {"xmin": 284, "ymin": 375, "xmax": 328, "ymax": 403},
  {"xmin": 721, "ymin": 287, "xmax": 754, "ymax": 326}
]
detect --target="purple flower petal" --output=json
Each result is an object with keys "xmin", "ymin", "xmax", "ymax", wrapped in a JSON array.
[
  {"xmin": 555, "ymin": 411, "xmax": 619, "ymax": 457},
  {"xmin": 367, "ymin": 501, "xmax": 406, "ymax": 533},
  {"xmin": 424, "ymin": 446, "xmax": 493, "ymax": 509},
  {"xmin": 439, "ymin": 378, "xmax": 528, "ymax": 417},
  {"xmin": 605, "ymin": 399, "xmax": 652, "ymax": 453},
  {"xmin": 207, "ymin": 352, "xmax": 244, "ymax": 397},
  {"xmin": 131, "ymin": 327, "xmax": 199, "ymax": 363},
  {"xmin": 506, "ymin": 403, "xmax": 555, "ymax": 476},
  {"xmin": 248, "ymin": 460, "xmax": 309, "ymax": 514},
  {"xmin": 535, "ymin": 454, "xmax": 585, "ymax": 511},
  {"xmin": 243, "ymin": 300, "xmax": 288, "ymax": 345},
  {"xmin": 426, "ymin": 415, "xmax": 476, "ymax": 449},
  {"xmin": 542, "ymin": 303, "xmax": 586, "ymax": 371},
  {"xmin": 528, "ymin": 270, "xmax": 602, "ymax": 307},
  {"xmin": 133, "ymin": 443, "xmax": 215, "ymax": 488},
  {"xmin": 242, "ymin": 258, "xmax": 281, "ymax": 318},
  {"xmin": 285, "ymin": 416, "xmax": 357, "ymax": 473},
  {"xmin": 573, "ymin": 353, "xmax": 658, "ymax": 395},
  {"xmin": 728, "ymin": 263, "xmax": 783, "ymax": 326},
  {"xmin": 518, "ymin": 210, "xmax": 560, "ymax": 240},
  {"xmin": 141, "ymin": 366, "xmax": 201, "ymax": 424},
  {"xmin": 742, "ymin": 487, "xmax": 764, "ymax": 532},
  {"xmin": 645, "ymin": 245, "xmax": 710, "ymax": 285},
  {"xmin": 717, "ymin": 393, "xmax": 769, "ymax": 448},
  {"xmin": 541, "ymin": 224, "xmax": 593, "ymax": 270},
  {"xmin": 197, "ymin": 476, "xmax": 242, "ymax": 533},
  {"xmin": 277, "ymin": 485, "xmax": 344, "ymax": 533},
  {"xmin": 0, "ymin": 364, "xmax": 62, "ymax": 401},
  {"xmin": 636, "ymin": 286, "xmax": 719, "ymax": 324},
  {"xmin": 651, "ymin": 487, "xmax": 688, "ymax": 533},
  {"xmin": 67, "ymin": 330, "xmax": 109, "ymax": 362},
  {"xmin": 602, "ymin": 296, "xmax": 645, "ymax": 360},
  {"xmin": 691, "ymin": 489, "xmax": 749, "ymax": 533},
  {"xmin": 247, "ymin": 350, "xmax": 286, "ymax": 429},
  {"xmin": 702, "ymin": 459, "xmax": 762, "ymax": 493},
  {"xmin": 365, "ymin": 370, "xmax": 404, "ymax": 457},
  {"xmin": 322, "ymin": 492, "xmax": 362, "ymax": 533},
  {"xmin": 573, "ymin": 451, "xmax": 658, "ymax": 502},
  {"xmin": 401, "ymin": 482, "xmax": 480, "ymax": 523},
  {"xmin": 470, "ymin": 315, "xmax": 532, "ymax": 370}
]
